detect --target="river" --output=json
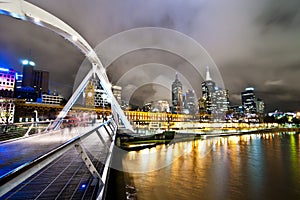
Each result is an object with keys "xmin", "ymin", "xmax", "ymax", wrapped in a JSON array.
[{"xmin": 122, "ymin": 132, "xmax": 300, "ymax": 200}]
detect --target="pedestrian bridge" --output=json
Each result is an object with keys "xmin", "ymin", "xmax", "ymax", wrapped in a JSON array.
[
  {"xmin": 0, "ymin": 119, "xmax": 118, "ymax": 199},
  {"xmin": 0, "ymin": 1, "xmax": 135, "ymax": 198}
]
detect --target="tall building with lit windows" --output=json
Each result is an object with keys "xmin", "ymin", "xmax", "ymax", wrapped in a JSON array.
[
  {"xmin": 211, "ymin": 88, "xmax": 229, "ymax": 121},
  {"xmin": 199, "ymin": 66, "xmax": 229, "ymax": 121},
  {"xmin": 171, "ymin": 72, "xmax": 183, "ymax": 114},
  {"xmin": 184, "ymin": 89, "xmax": 196, "ymax": 114},
  {"xmin": 22, "ymin": 60, "xmax": 49, "ymax": 97},
  {"xmin": 0, "ymin": 67, "xmax": 16, "ymax": 123},
  {"xmin": 200, "ymin": 66, "xmax": 216, "ymax": 115},
  {"xmin": 241, "ymin": 87, "xmax": 256, "ymax": 114},
  {"xmin": 0, "ymin": 67, "xmax": 16, "ymax": 97}
]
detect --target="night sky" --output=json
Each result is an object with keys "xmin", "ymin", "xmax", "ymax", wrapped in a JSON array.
[{"xmin": 0, "ymin": 0, "xmax": 299, "ymax": 112}]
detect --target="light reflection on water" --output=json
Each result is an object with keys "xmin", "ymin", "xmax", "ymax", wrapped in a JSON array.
[{"xmin": 123, "ymin": 132, "xmax": 300, "ymax": 200}]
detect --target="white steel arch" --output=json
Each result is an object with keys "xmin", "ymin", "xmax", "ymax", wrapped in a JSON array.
[{"xmin": 0, "ymin": 0, "xmax": 133, "ymax": 131}]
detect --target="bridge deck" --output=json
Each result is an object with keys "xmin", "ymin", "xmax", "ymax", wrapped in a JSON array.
[{"xmin": 0, "ymin": 125, "xmax": 112, "ymax": 199}]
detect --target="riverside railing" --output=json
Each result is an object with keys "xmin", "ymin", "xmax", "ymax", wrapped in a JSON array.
[{"xmin": 0, "ymin": 119, "xmax": 118, "ymax": 199}]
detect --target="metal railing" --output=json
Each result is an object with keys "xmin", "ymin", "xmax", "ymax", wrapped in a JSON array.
[{"xmin": 0, "ymin": 119, "xmax": 118, "ymax": 199}]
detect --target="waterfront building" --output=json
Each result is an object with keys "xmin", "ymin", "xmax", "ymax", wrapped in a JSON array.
[
  {"xmin": 200, "ymin": 66, "xmax": 216, "ymax": 115},
  {"xmin": 184, "ymin": 89, "xmax": 196, "ymax": 115},
  {"xmin": 241, "ymin": 87, "xmax": 257, "ymax": 114},
  {"xmin": 171, "ymin": 72, "xmax": 183, "ymax": 114},
  {"xmin": 0, "ymin": 67, "xmax": 16, "ymax": 123},
  {"xmin": 21, "ymin": 60, "xmax": 49, "ymax": 97},
  {"xmin": 112, "ymin": 85, "xmax": 122, "ymax": 105},
  {"xmin": 93, "ymin": 79, "xmax": 110, "ymax": 108},
  {"xmin": 15, "ymin": 86, "xmax": 37, "ymax": 102},
  {"xmin": 83, "ymin": 80, "xmax": 95, "ymax": 107},
  {"xmin": 211, "ymin": 88, "xmax": 229, "ymax": 121},
  {"xmin": 0, "ymin": 98, "xmax": 15, "ymax": 124},
  {"xmin": 142, "ymin": 100, "xmax": 170, "ymax": 112},
  {"xmin": 41, "ymin": 94, "xmax": 64, "ymax": 105},
  {"xmin": 256, "ymin": 98, "xmax": 265, "ymax": 114},
  {"xmin": 0, "ymin": 67, "xmax": 16, "ymax": 98},
  {"xmin": 83, "ymin": 79, "xmax": 111, "ymax": 108}
]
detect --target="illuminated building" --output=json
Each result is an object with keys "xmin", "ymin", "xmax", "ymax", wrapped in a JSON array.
[
  {"xmin": 211, "ymin": 88, "xmax": 229, "ymax": 121},
  {"xmin": 15, "ymin": 73, "xmax": 23, "ymax": 89},
  {"xmin": 142, "ymin": 100, "xmax": 170, "ymax": 112},
  {"xmin": 21, "ymin": 59, "xmax": 49, "ymax": 97},
  {"xmin": 112, "ymin": 85, "xmax": 122, "ymax": 105},
  {"xmin": 241, "ymin": 87, "xmax": 256, "ymax": 114},
  {"xmin": 15, "ymin": 86, "xmax": 37, "ymax": 102},
  {"xmin": 41, "ymin": 94, "xmax": 63, "ymax": 105},
  {"xmin": 0, "ymin": 98, "xmax": 14, "ymax": 124},
  {"xmin": 0, "ymin": 67, "xmax": 16, "ymax": 97},
  {"xmin": 171, "ymin": 72, "xmax": 183, "ymax": 114},
  {"xmin": 256, "ymin": 98, "xmax": 265, "ymax": 114},
  {"xmin": 184, "ymin": 89, "xmax": 196, "ymax": 114},
  {"xmin": 200, "ymin": 66, "xmax": 216, "ymax": 115},
  {"xmin": 83, "ymin": 80, "xmax": 95, "ymax": 107},
  {"xmin": 0, "ymin": 67, "xmax": 16, "ymax": 123}
]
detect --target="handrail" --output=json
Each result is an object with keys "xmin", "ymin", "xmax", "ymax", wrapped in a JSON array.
[{"xmin": 0, "ymin": 119, "xmax": 112, "ymax": 197}]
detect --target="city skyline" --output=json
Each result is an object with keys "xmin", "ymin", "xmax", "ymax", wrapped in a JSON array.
[{"xmin": 0, "ymin": 0, "xmax": 299, "ymax": 112}]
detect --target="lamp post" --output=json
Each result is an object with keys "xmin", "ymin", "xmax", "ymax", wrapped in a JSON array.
[
  {"xmin": 167, "ymin": 112, "xmax": 172, "ymax": 131},
  {"xmin": 33, "ymin": 110, "xmax": 38, "ymax": 131}
]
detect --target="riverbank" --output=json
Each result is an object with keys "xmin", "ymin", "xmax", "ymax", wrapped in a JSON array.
[{"xmin": 118, "ymin": 127, "xmax": 300, "ymax": 151}]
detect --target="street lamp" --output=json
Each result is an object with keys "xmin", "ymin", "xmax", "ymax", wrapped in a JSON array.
[
  {"xmin": 33, "ymin": 110, "xmax": 38, "ymax": 132},
  {"xmin": 167, "ymin": 112, "xmax": 172, "ymax": 131},
  {"xmin": 33, "ymin": 110, "xmax": 38, "ymax": 122}
]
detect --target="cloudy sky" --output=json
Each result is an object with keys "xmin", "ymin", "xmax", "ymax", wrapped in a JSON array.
[{"xmin": 0, "ymin": 0, "xmax": 300, "ymax": 112}]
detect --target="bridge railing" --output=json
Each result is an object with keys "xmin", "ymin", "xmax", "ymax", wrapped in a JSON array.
[{"xmin": 0, "ymin": 118, "xmax": 118, "ymax": 199}]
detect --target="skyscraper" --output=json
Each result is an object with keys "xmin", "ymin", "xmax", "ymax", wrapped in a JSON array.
[
  {"xmin": 22, "ymin": 60, "xmax": 49, "ymax": 97},
  {"xmin": 172, "ymin": 72, "xmax": 183, "ymax": 114},
  {"xmin": 184, "ymin": 89, "xmax": 196, "ymax": 114},
  {"xmin": 211, "ymin": 88, "xmax": 229, "ymax": 121},
  {"xmin": 241, "ymin": 87, "xmax": 256, "ymax": 114},
  {"xmin": 200, "ymin": 66, "xmax": 216, "ymax": 115}
]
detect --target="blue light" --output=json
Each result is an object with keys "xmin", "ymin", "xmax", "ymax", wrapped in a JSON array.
[
  {"xmin": 0, "ymin": 67, "xmax": 9, "ymax": 72},
  {"xmin": 81, "ymin": 184, "xmax": 86, "ymax": 189}
]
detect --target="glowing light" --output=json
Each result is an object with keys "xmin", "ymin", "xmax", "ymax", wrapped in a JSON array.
[
  {"xmin": 245, "ymin": 87, "xmax": 254, "ymax": 91},
  {"xmin": 0, "ymin": 67, "xmax": 9, "ymax": 72},
  {"xmin": 22, "ymin": 59, "xmax": 36, "ymax": 66},
  {"xmin": 22, "ymin": 60, "xmax": 29, "ymax": 65},
  {"xmin": 72, "ymin": 35, "xmax": 78, "ymax": 41},
  {"xmin": 29, "ymin": 61, "xmax": 35, "ymax": 66},
  {"xmin": 34, "ymin": 17, "xmax": 40, "ymax": 23},
  {"xmin": 81, "ymin": 183, "xmax": 86, "ymax": 189}
]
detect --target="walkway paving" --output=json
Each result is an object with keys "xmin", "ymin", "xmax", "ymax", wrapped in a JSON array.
[{"xmin": 0, "ymin": 125, "xmax": 112, "ymax": 199}]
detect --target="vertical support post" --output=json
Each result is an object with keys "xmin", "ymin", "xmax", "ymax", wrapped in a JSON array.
[
  {"xmin": 95, "ymin": 129, "xmax": 111, "ymax": 151},
  {"xmin": 74, "ymin": 143, "xmax": 103, "ymax": 186},
  {"xmin": 103, "ymin": 125, "xmax": 113, "ymax": 142},
  {"xmin": 50, "ymin": 69, "xmax": 94, "ymax": 130}
]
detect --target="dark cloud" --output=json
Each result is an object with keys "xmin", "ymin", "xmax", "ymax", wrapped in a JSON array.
[
  {"xmin": 129, "ymin": 84, "xmax": 170, "ymax": 107},
  {"xmin": 0, "ymin": 0, "xmax": 300, "ymax": 112}
]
